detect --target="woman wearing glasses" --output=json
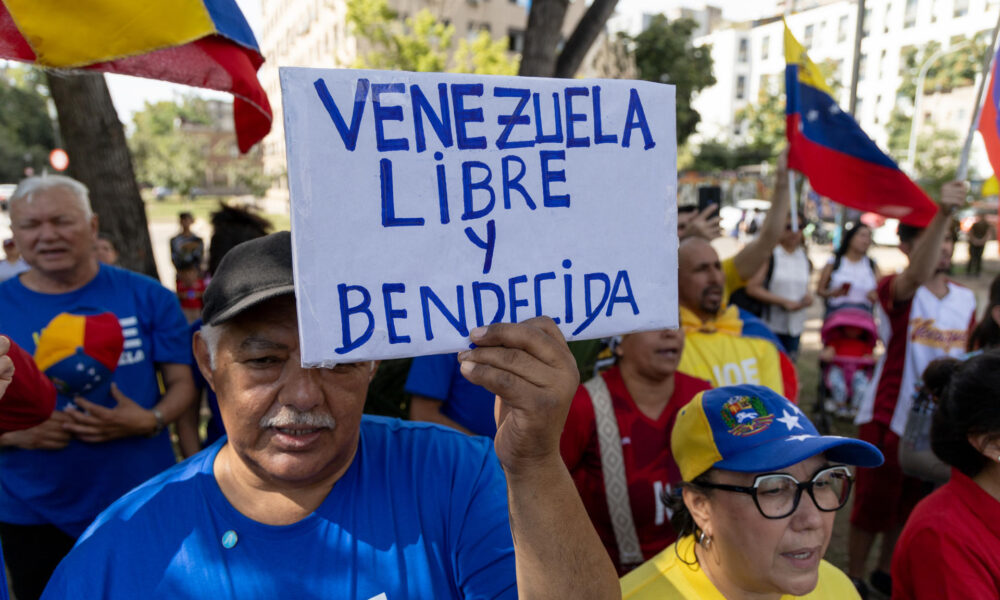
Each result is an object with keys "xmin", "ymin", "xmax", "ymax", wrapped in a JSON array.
[
  {"xmin": 891, "ymin": 351, "xmax": 1000, "ymax": 599},
  {"xmin": 621, "ymin": 384, "xmax": 883, "ymax": 599}
]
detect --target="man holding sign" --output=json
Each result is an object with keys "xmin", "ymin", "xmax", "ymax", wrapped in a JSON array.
[{"xmin": 42, "ymin": 232, "xmax": 620, "ymax": 599}]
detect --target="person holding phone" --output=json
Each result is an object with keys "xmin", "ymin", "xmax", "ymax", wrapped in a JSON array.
[{"xmin": 817, "ymin": 223, "xmax": 880, "ymax": 314}]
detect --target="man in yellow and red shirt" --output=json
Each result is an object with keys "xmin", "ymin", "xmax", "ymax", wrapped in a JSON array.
[{"xmin": 676, "ymin": 237, "xmax": 798, "ymax": 400}]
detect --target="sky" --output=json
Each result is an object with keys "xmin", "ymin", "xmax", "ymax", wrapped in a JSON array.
[{"xmin": 104, "ymin": 0, "xmax": 777, "ymax": 124}]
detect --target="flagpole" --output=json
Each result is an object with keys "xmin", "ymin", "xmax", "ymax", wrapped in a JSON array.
[
  {"xmin": 789, "ymin": 171, "xmax": 799, "ymax": 231},
  {"xmin": 958, "ymin": 9, "xmax": 1000, "ymax": 181}
]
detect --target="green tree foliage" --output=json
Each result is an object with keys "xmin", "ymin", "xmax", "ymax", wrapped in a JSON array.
[
  {"xmin": 887, "ymin": 36, "xmax": 991, "ymax": 156},
  {"xmin": 346, "ymin": 0, "xmax": 518, "ymax": 75},
  {"xmin": 130, "ymin": 97, "xmax": 269, "ymax": 198},
  {"xmin": 0, "ymin": 66, "xmax": 56, "ymax": 182},
  {"xmin": 627, "ymin": 15, "xmax": 715, "ymax": 146},
  {"xmin": 129, "ymin": 98, "xmax": 210, "ymax": 197}
]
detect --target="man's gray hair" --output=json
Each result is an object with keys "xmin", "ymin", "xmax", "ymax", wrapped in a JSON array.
[
  {"xmin": 199, "ymin": 323, "xmax": 222, "ymax": 369},
  {"xmin": 11, "ymin": 175, "xmax": 93, "ymax": 218}
]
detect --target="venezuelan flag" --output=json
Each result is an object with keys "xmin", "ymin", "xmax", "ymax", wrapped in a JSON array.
[
  {"xmin": 785, "ymin": 24, "xmax": 937, "ymax": 226},
  {"xmin": 0, "ymin": 0, "xmax": 271, "ymax": 152},
  {"xmin": 978, "ymin": 49, "xmax": 1000, "ymax": 179}
]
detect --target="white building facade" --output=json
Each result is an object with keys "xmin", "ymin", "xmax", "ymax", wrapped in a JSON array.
[
  {"xmin": 257, "ymin": 0, "xmax": 586, "ymax": 209},
  {"xmin": 693, "ymin": 0, "xmax": 1000, "ymax": 156}
]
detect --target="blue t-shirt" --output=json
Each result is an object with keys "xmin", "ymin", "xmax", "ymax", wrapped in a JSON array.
[
  {"xmin": 43, "ymin": 417, "xmax": 517, "ymax": 599},
  {"xmin": 0, "ymin": 265, "xmax": 192, "ymax": 536},
  {"xmin": 405, "ymin": 354, "xmax": 497, "ymax": 438}
]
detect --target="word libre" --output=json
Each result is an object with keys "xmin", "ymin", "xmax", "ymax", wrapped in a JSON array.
[{"xmin": 280, "ymin": 68, "xmax": 679, "ymax": 365}]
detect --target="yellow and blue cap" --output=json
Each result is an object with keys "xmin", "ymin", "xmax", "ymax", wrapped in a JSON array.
[{"xmin": 672, "ymin": 384, "xmax": 883, "ymax": 482}]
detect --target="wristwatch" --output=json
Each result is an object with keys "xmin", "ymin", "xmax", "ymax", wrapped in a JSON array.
[{"xmin": 148, "ymin": 408, "xmax": 165, "ymax": 437}]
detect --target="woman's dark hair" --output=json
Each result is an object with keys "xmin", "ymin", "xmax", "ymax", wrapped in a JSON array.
[
  {"xmin": 968, "ymin": 274, "xmax": 1000, "ymax": 351},
  {"xmin": 661, "ymin": 474, "xmax": 714, "ymax": 565},
  {"xmin": 207, "ymin": 203, "xmax": 273, "ymax": 276},
  {"xmin": 930, "ymin": 350, "xmax": 1000, "ymax": 477},
  {"xmin": 834, "ymin": 221, "xmax": 869, "ymax": 259}
]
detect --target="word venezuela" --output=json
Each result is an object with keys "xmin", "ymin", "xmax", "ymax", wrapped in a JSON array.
[{"xmin": 282, "ymin": 68, "xmax": 676, "ymax": 363}]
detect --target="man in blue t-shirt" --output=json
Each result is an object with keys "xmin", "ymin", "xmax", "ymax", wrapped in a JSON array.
[
  {"xmin": 0, "ymin": 176, "xmax": 196, "ymax": 600},
  {"xmin": 406, "ymin": 353, "xmax": 497, "ymax": 437},
  {"xmin": 43, "ymin": 232, "xmax": 620, "ymax": 600}
]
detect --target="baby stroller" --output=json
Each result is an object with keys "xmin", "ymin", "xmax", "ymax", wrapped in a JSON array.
[{"xmin": 814, "ymin": 308, "xmax": 878, "ymax": 433}]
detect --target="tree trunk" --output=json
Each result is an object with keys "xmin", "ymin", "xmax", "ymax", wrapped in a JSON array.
[
  {"xmin": 554, "ymin": 0, "xmax": 620, "ymax": 79},
  {"xmin": 46, "ymin": 71, "xmax": 158, "ymax": 279},
  {"xmin": 518, "ymin": 0, "xmax": 569, "ymax": 77}
]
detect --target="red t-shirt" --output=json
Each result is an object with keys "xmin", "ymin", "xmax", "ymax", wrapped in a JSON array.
[
  {"xmin": 559, "ymin": 366, "xmax": 711, "ymax": 574},
  {"xmin": 176, "ymin": 278, "xmax": 206, "ymax": 310},
  {"xmin": 1, "ymin": 337, "xmax": 55, "ymax": 432},
  {"xmin": 892, "ymin": 468, "xmax": 1000, "ymax": 599}
]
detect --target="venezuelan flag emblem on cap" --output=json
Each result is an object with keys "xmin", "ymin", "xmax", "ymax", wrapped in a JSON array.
[
  {"xmin": 672, "ymin": 384, "xmax": 883, "ymax": 483},
  {"xmin": 34, "ymin": 312, "xmax": 124, "ymax": 406}
]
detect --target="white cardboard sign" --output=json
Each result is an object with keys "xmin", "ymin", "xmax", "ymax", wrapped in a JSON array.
[{"xmin": 280, "ymin": 67, "xmax": 678, "ymax": 366}]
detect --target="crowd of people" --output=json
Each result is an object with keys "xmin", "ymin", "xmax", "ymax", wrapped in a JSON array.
[{"xmin": 0, "ymin": 164, "xmax": 997, "ymax": 599}]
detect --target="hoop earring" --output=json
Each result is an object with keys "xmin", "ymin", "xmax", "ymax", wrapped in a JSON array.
[{"xmin": 698, "ymin": 530, "xmax": 712, "ymax": 549}]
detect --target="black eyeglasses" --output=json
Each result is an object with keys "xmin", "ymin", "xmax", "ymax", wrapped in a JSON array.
[{"xmin": 696, "ymin": 465, "xmax": 854, "ymax": 519}]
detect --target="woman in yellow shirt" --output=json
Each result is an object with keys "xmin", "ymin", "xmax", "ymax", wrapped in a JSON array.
[{"xmin": 621, "ymin": 384, "xmax": 882, "ymax": 599}]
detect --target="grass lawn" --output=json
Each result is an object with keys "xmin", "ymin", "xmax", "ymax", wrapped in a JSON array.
[{"xmin": 144, "ymin": 194, "xmax": 290, "ymax": 231}]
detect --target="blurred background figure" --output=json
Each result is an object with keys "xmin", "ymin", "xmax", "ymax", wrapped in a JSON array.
[
  {"xmin": 95, "ymin": 234, "xmax": 119, "ymax": 266},
  {"xmin": 816, "ymin": 222, "xmax": 880, "ymax": 315},
  {"xmin": 0, "ymin": 238, "xmax": 28, "ymax": 283},
  {"xmin": 966, "ymin": 214, "xmax": 989, "ymax": 277},
  {"xmin": 745, "ymin": 216, "xmax": 813, "ymax": 360}
]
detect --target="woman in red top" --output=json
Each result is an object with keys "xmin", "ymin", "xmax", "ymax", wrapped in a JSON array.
[
  {"xmin": 560, "ymin": 328, "xmax": 711, "ymax": 574},
  {"xmin": 892, "ymin": 351, "xmax": 1000, "ymax": 599}
]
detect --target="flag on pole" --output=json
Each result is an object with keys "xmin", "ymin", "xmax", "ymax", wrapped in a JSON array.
[
  {"xmin": 978, "ymin": 50, "xmax": 1000, "ymax": 178},
  {"xmin": 784, "ymin": 23, "xmax": 937, "ymax": 226},
  {"xmin": 0, "ymin": 0, "xmax": 271, "ymax": 153}
]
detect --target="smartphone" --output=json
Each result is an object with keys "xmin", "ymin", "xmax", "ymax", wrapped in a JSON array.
[
  {"xmin": 698, "ymin": 186, "xmax": 721, "ymax": 218},
  {"xmin": 840, "ymin": 282, "xmax": 852, "ymax": 293}
]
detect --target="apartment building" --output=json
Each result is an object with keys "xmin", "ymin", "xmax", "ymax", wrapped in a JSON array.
[
  {"xmin": 257, "ymin": 0, "xmax": 587, "ymax": 209},
  {"xmin": 692, "ymin": 0, "xmax": 999, "ymax": 158}
]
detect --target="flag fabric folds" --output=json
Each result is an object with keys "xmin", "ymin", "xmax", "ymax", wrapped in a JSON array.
[
  {"xmin": 784, "ymin": 24, "xmax": 937, "ymax": 226},
  {"xmin": 0, "ymin": 0, "xmax": 271, "ymax": 153},
  {"xmin": 979, "ymin": 51, "xmax": 1000, "ymax": 179}
]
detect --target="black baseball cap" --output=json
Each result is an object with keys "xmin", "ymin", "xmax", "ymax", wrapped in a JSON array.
[{"xmin": 202, "ymin": 231, "xmax": 295, "ymax": 326}]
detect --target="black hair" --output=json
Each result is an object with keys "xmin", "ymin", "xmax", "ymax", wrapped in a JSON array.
[
  {"xmin": 97, "ymin": 232, "xmax": 116, "ymax": 248},
  {"xmin": 178, "ymin": 211, "xmax": 193, "ymax": 221},
  {"xmin": 898, "ymin": 220, "xmax": 959, "ymax": 246},
  {"xmin": 661, "ymin": 473, "xmax": 715, "ymax": 565},
  {"xmin": 835, "ymin": 221, "xmax": 868, "ymax": 259},
  {"xmin": 207, "ymin": 204, "xmax": 273, "ymax": 276},
  {"xmin": 929, "ymin": 350, "xmax": 1000, "ymax": 477},
  {"xmin": 968, "ymin": 274, "xmax": 1000, "ymax": 351},
  {"xmin": 678, "ymin": 205, "xmax": 698, "ymax": 214}
]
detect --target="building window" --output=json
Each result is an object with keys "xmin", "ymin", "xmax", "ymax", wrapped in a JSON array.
[
  {"xmin": 804, "ymin": 24, "xmax": 814, "ymax": 48},
  {"xmin": 738, "ymin": 38, "xmax": 749, "ymax": 63},
  {"xmin": 862, "ymin": 8, "xmax": 872, "ymax": 35},
  {"xmin": 899, "ymin": 45, "xmax": 914, "ymax": 75},
  {"xmin": 761, "ymin": 35, "xmax": 770, "ymax": 60},
  {"xmin": 904, "ymin": 0, "xmax": 919, "ymax": 27},
  {"xmin": 884, "ymin": 3, "xmax": 892, "ymax": 32},
  {"xmin": 859, "ymin": 52, "xmax": 867, "ymax": 80},
  {"xmin": 736, "ymin": 75, "xmax": 746, "ymax": 100},
  {"xmin": 955, "ymin": 0, "xmax": 969, "ymax": 17},
  {"xmin": 838, "ymin": 15, "xmax": 849, "ymax": 42},
  {"xmin": 508, "ymin": 28, "xmax": 525, "ymax": 53}
]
